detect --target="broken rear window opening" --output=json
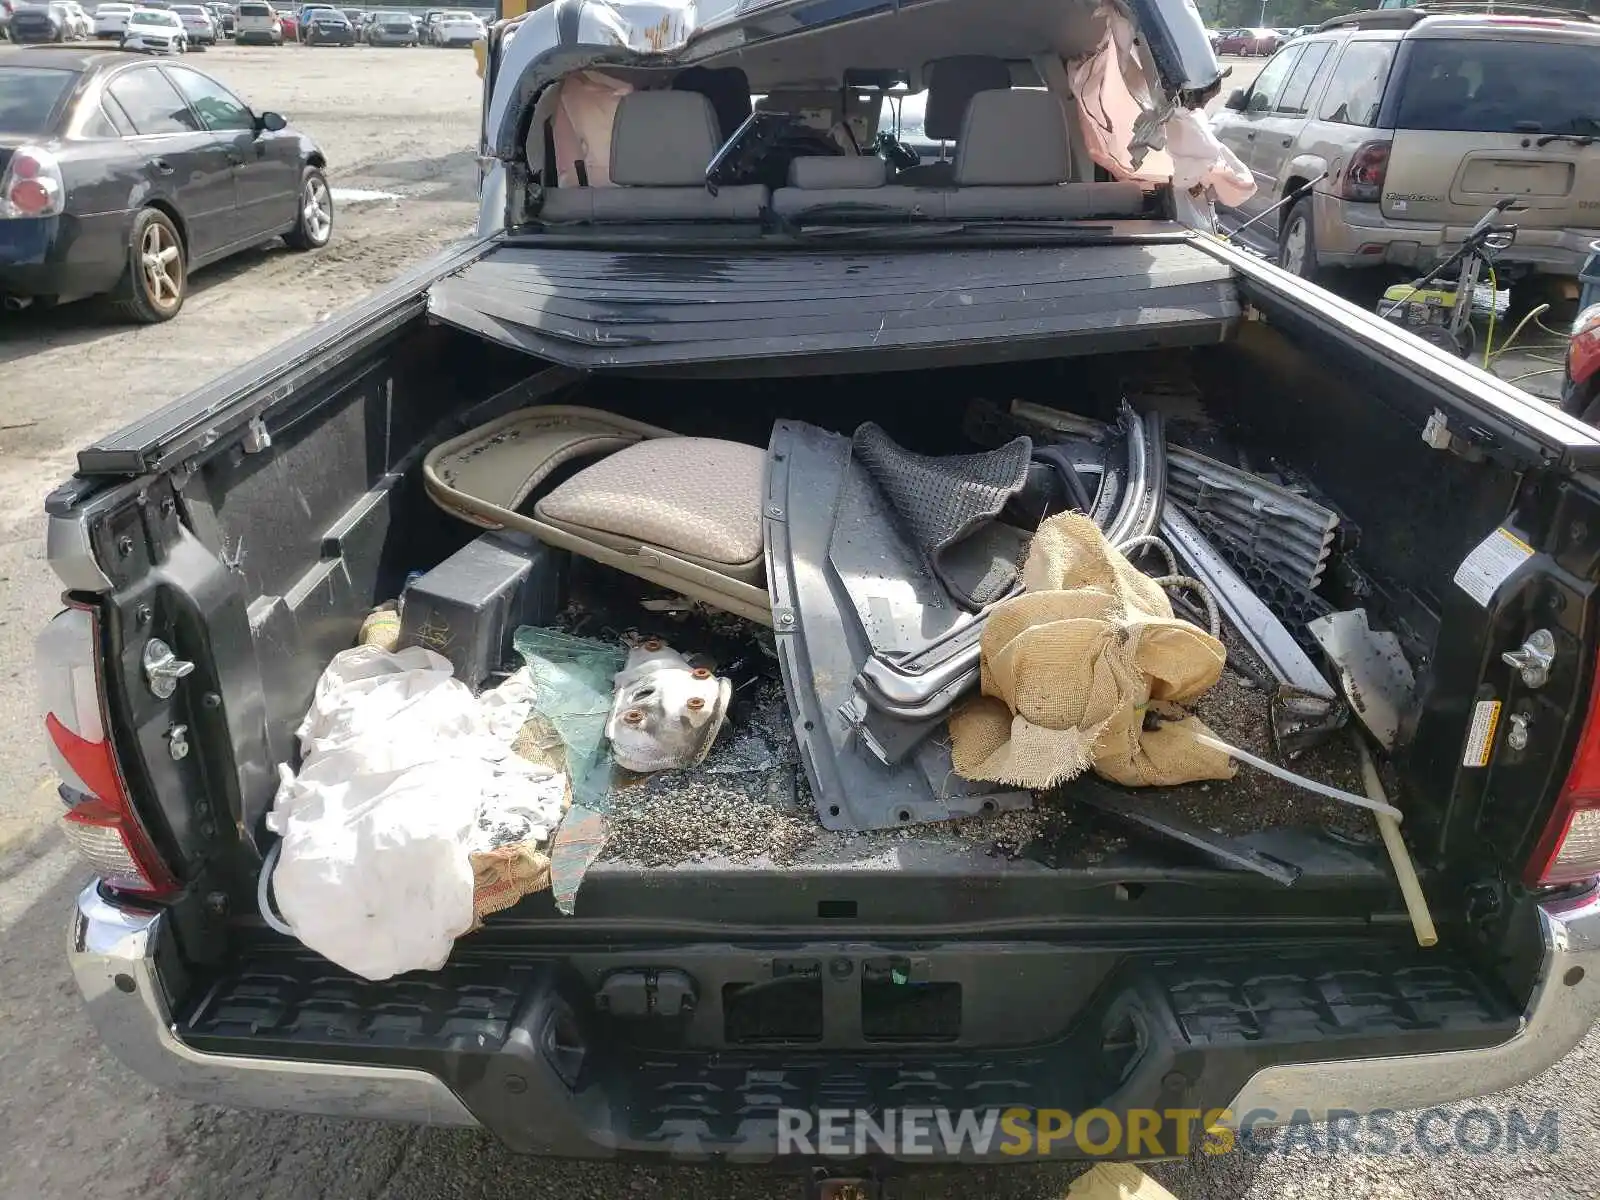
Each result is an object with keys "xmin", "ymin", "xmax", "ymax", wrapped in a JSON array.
[
  {"xmin": 493, "ymin": 0, "xmax": 1244, "ymax": 235},
  {"xmin": 1393, "ymin": 39, "xmax": 1600, "ymax": 135}
]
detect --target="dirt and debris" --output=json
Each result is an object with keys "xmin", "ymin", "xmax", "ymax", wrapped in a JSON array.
[
  {"xmin": 599, "ymin": 678, "xmax": 817, "ymax": 866},
  {"xmin": 551, "ymin": 505, "xmax": 1387, "ymax": 870},
  {"xmin": 596, "ymin": 673, "xmax": 1135, "ymax": 868},
  {"xmin": 582, "ymin": 602, "xmax": 1378, "ymax": 866},
  {"xmin": 1169, "ymin": 667, "xmax": 1371, "ymax": 840}
]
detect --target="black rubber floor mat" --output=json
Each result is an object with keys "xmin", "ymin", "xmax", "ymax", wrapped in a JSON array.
[
  {"xmin": 766, "ymin": 420, "xmax": 1030, "ymax": 831},
  {"xmin": 851, "ymin": 423, "xmax": 1032, "ymax": 610}
]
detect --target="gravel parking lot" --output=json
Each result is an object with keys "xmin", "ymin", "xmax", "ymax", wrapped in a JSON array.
[{"xmin": 0, "ymin": 45, "xmax": 1596, "ymax": 1200}]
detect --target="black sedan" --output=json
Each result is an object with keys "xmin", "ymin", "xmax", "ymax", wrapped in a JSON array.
[
  {"xmin": 303, "ymin": 9, "xmax": 354, "ymax": 43},
  {"xmin": 0, "ymin": 48, "xmax": 332, "ymax": 322}
]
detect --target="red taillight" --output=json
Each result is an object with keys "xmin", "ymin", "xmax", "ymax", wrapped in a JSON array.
[
  {"xmin": 1527, "ymin": 663, "xmax": 1600, "ymax": 887},
  {"xmin": 37, "ymin": 605, "xmax": 178, "ymax": 898},
  {"xmin": 1568, "ymin": 304, "xmax": 1600, "ymax": 394},
  {"xmin": 0, "ymin": 146, "xmax": 65, "ymax": 220},
  {"xmin": 1341, "ymin": 141, "xmax": 1390, "ymax": 204}
]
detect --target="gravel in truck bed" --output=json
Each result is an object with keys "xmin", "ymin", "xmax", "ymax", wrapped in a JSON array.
[
  {"xmin": 593, "ymin": 648, "xmax": 1377, "ymax": 868},
  {"xmin": 561, "ymin": 545, "xmax": 1382, "ymax": 868}
]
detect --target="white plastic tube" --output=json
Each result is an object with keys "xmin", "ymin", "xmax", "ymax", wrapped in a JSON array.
[
  {"xmin": 1195, "ymin": 733, "xmax": 1404, "ymax": 822},
  {"xmin": 256, "ymin": 840, "xmax": 296, "ymax": 937}
]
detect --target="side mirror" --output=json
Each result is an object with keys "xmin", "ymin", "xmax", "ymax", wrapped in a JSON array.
[
  {"xmin": 257, "ymin": 111, "xmax": 288, "ymax": 133},
  {"xmin": 1225, "ymin": 89, "xmax": 1248, "ymax": 112}
]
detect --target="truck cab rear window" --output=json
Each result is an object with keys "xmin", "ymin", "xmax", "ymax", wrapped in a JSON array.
[{"xmin": 1394, "ymin": 39, "xmax": 1600, "ymax": 135}]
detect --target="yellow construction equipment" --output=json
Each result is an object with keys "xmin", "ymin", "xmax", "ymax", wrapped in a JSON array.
[{"xmin": 481, "ymin": 0, "xmax": 544, "ymax": 74}]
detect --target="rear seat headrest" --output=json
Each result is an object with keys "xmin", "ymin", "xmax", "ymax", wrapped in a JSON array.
[
  {"xmin": 789, "ymin": 156, "xmax": 887, "ymax": 190},
  {"xmin": 610, "ymin": 91, "xmax": 722, "ymax": 187},
  {"xmin": 954, "ymin": 89, "xmax": 1072, "ymax": 187},
  {"xmin": 923, "ymin": 56, "xmax": 1013, "ymax": 141}
]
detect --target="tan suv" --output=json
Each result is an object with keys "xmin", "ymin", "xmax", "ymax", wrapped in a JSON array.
[{"xmin": 1210, "ymin": 7, "xmax": 1600, "ymax": 289}]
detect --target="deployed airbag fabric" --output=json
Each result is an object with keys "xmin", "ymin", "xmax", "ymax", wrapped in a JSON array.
[{"xmin": 267, "ymin": 647, "xmax": 566, "ymax": 980}]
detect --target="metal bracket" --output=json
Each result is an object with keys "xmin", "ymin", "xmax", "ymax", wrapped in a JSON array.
[
  {"xmin": 241, "ymin": 415, "xmax": 272, "ymax": 454},
  {"xmin": 1421, "ymin": 408, "xmax": 1488, "ymax": 462},
  {"xmin": 1508, "ymin": 711, "xmax": 1532, "ymax": 751},
  {"xmin": 143, "ymin": 638, "xmax": 196, "ymax": 700},
  {"xmin": 1502, "ymin": 628, "xmax": 1556, "ymax": 689}
]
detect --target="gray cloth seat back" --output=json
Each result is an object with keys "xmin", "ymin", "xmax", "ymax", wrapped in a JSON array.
[
  {"xmin": 941, "ymin": 89, "xmax": 1147, "ymax": 220},
  {"xmin": 895, "ymin": 56, "xmax": 1011, "ymax": 186},
  {"xmin": 540, "ymin": 90, "xmax": 767, "ymax": 222},
  {"xmin": 774, "ymin": 88, "xmax": 1148, "ymax": 222},
  {"xmin": 952, "ymin": 89, "xmax": 1073, "ymax": 186},
  {"xmin": 769, "ymin": 155, "xmax": 892, "ymax": 216}
]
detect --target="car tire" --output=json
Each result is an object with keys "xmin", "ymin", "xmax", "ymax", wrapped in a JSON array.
[
  {"xmin": 284, "ymin": 166, "xmax": 333, "ymax": 251},
  {"xmin": 1277, "ymin": 197, "xmax": 1335, "ymax": 286},
  {"xmin": 110, "ymin": 208, "xmax": 186, "ymax": 324}
]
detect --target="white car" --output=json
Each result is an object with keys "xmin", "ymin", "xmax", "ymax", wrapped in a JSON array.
[
  {"xmin": 92, "ymin": 1, "xmax": 134, "ymax": 36},
  {"xmin": 430, "ymin": 8, "xmax": 481, "ymax": 45},
  {"xmin": 121, "ymin": 7, "xmax": 187, "ymax": 52},
  {"xmin": 234, "ymin": 0, "xmax": 283, "ymax": 42},
  {"xmin": 59, "ymin": 0, "xmax": 91, "ymax": 35},
  {"xmin": 169, "ymin": 2, "xmax": 217, "ymax": 43}
]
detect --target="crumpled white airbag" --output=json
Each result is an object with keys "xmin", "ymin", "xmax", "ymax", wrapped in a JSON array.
[
  {"xmin": 269, "ymin": 755, "xmax": 481, "ymax": 980},
  {"xmin": 1167, "ymin": 108, "xmax": 1254, "ymax": 208},
  {"xmin": 267, "ymin": 646, "xmax": 564, "ymax": 980}
]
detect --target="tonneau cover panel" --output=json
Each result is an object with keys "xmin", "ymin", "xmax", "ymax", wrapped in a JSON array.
[{"xmin": 424, "ymin": 239, "xmax": 1241, "ymax": 372}]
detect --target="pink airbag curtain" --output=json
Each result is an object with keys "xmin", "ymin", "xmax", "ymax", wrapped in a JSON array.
[
  {"xmin": 551, "ymin": 71, "xmax": 633, "ymax": 188},
  {"xmin": 1068, "ymin": 11, "xmax": 1254, "ymax": 213}
]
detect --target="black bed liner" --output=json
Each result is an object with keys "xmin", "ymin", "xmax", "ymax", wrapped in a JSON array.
[{"xmin": 424, "ymin": 240, "xmax": 1242, "ymax": 373}]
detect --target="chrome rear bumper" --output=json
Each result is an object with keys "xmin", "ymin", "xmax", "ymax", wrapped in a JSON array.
[
  {"xmin": 1227, "ymin": 885, "xmax": 1600, "ymax": 1122},
  {"xmin": 69, "ymin": 878, "xmax": 1600, "ymax": 1127}
]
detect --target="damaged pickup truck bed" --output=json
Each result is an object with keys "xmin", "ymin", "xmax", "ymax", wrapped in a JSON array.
[{"xmin": 43, "ymin": 0, "xmax": 1600, "ymax": 1172}]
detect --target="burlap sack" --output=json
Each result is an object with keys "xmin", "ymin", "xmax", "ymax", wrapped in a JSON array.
[
  {"xmin": 949, "ymin": 511, "xmax": 1236, "ymax": 789},
  {"xmin": 469, "ymin": 843, "xmax": 552, "ymax": 929}
]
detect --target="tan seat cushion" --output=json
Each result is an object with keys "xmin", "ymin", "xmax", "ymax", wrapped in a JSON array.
[
  {"xmin": 534, "ymin": 437, "xmax": 765, "ymax": 579},
  {"xmin": 425, "ymin": 406, "xmax": 677, "ymax": 523}
]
